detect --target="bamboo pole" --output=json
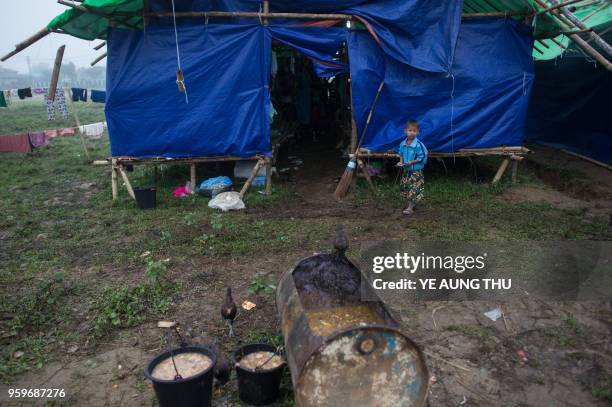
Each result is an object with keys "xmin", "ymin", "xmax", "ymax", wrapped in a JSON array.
[
  {"xmin": 48, "ymin": 45, "xmax": 66, "ymax": 101},
  {"xmin": 561, "ymin": 149, "xmax": 612, "ymax": 171},
  {"xmin": 111, "ymin": 159, "xmax": 118, "ymax": 200},
  {"xmin": 93, "ymin": 41, "xmax": 106, "ymax": 50},
  {"xmin": 511, "ymin": 160, "xmax": 518, "ymax": 184},
  {"xmin": 190, "ymin": 164, "xmax": 196, "ymax": 187},
  {"xmin": 263, "ymin": 0, "xmax": 270, "ymax": 25},
  {"xmin": 357, "ymin": 159, "xmax": 375, "ymax": 190},
  {"xmin": 90, "ymin": 52, "xmax": 107, "ymax": 66},
  {"xmin": 1, "ymin": 28, "xmax": 51, "ymax": 62},
  {"xmin": 534, "ymin": 0, "xmax": 590, "ymax": 15},
  {"xmin": 582, "ymin": 2, "xmax": 611, "ymax": 23},
  {"xmin": 119, "ymin": 166, "xmax": 136, "ymax": 200},
  {"xmin": 533, "ymin": 0, "xmax": 612, "ymax": 71},
  {"xmin": 240, "ymin": 159, "xmax": 265, "ymax": 198},
  {"xmin": 64, "ymin": 87, "xmax": 90, "ymax": 161},
  {"xmin": 492, "ymin": 158, "xmax": 510, "ymax": 184},
  {"xmin": 265, "ymin": 156, "xmax": 272, "ymax": 196},
  {"xmin": 550, "ymin": 0, "xmax": 612, "ymax": 57}
]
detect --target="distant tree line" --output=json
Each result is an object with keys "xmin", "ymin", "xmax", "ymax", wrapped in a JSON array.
[{"xmin": 0, "ymin": 62, "xmax": 106, "ymax": 89}]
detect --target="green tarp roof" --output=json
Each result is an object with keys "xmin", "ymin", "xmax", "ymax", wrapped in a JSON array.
[{"xmin": 47, "ymin": 0, "xmax": 611, "ymax": 60}]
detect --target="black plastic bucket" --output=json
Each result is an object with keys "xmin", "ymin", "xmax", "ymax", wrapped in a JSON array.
[
  {"xmin": 144, "ymin": 345, "xmax": 217, "ymax": 407},
  {"xmin": 134, "ymin": 185, "xmax": 156, "ymax": 209},
  {"xmin": 235, "ymin": 343, "xmax": 284, "ymax": 406}
]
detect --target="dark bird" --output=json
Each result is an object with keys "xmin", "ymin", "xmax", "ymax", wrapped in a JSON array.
[
  {"xmin": 220, "ymin": 286, "xmax": 237, "ymax": 337},
  {"xmin": 333, "ymin": 225, "xmax": 349, "ymax": 258}
]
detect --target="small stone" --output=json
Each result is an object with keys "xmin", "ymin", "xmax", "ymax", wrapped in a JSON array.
[
  {"xmin": 35, "ymin": 233, "xmax": 47, "ymax": 240},
  {"xmin": 67, "ymin": 345, "xmax": 79, "ymax": 354},
  {"xmin": 13, "ymin": 351, "xmax": 24, "ymax": 359}
]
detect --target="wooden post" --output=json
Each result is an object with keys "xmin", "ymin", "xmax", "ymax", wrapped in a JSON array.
[
  {"xmin": 265, "ymin": 156, "xmax": 272, "ymax": 195},
  {"xmin": 111, "ymin": 159, "xmax": 118, "ymax": 200},
  {"xmin": 511, "ymin": 160, "xmax": 518, "ymax": 184},
  {"xmin": 64, "ymin": 87, "xmax": 90, "ymax": 160},
  {"xmin": 119, "ymin": 166, "xmax": 136, "ymax": 200},
  {"xmin": 263, "ymin": 1, "xmax": 269, "ymax": 25},
  {"xmin": 240, "ymin": 159, "xmax": 264, "ymax": 198},
  {"xmin": 190, "ymin": 163, "xmax": 196, "ymax": 188},
  {"xmin": 492, "ymin": 158, "xmax": 510, "ymax": 184},
  {"xmin": 48, "ymin": 45, "xmax": 66, "ymax": 101}
]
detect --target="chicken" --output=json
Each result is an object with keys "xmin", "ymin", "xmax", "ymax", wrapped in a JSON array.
[
  {"xmin": 220, "ymin": 286, "xmax": 237, "ymax": 337},
  {"xmin": 333, "ymin": 225, "xmax": 348, "ymax": 258}
]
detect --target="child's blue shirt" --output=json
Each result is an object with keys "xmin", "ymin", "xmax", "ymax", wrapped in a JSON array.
[{"xmin": 398, "ymin": 138, "xmax": 427, "ymax": 171}]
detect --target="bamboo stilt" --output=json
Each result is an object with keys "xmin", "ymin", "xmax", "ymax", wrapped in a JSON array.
[
  {"xmin": 240, "ymin": 159, "xmax": 265, "ymax": 198},
  {"xmin": 265, "ymin": 156, "xmax": 272, "ymax": 196},
  {"xmin": 492, "ymin": 158, "xmax": 511, "ymax": 184},
  {"xmin": 111, "ymin": 159, "xmax": 118, "ymax": 200},
  {"xmin": 190, "ymin": 163, "xmax": 196, "ymax": 187},
  {"xmin": 357, "ymin": 159, "xmax": 375, "ymax": 190},
  {"xmin": 119, "ymin": 166, "xmax": 136, "ymax": 200}
]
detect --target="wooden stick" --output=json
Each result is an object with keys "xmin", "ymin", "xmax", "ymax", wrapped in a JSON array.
[
  {"xmin": 149, "ymin": 11, "xmax": 353, "ymax": 20},
  {"xmin": 93, "ymin": 41, "xmax": 106, "ymax": 50},
  {"xmin": 48, "ymin": 45, "xmax": 66, "ymax": 101},
  {"xmin": 511, "ymin": 160, "xmax": 518, "ymax": 184},
  {"xmin": 57, "ymin": 0, "xmax": 141, "ymax": 30},
  {"xmin": 111, "ymin": 159, "xmax": 118, "ymax": 200},
  {"xmin": 265, "ymin": 156, "xmax": 272, "ymax": 196},
  {"xmin": 534, "ymin": 0, "xmax": 589, "ymax": 15},
  {"xmin": 349, "ymin": 77, "xmax": 358, "ymax": 154},
  {"xmin": 561, "ymin": 149, "xmax": 612, "ymax": 171},
  {"xmin": 1, "ymin": 28, "xmax": 51, "ymax": 62},
  {"xmin": 263, "ymin": 0, "xmax": 269, "ymax": 25},
  {"xmin": 190, "ymin": 163, "xmax": 196, "ymax": 187},
  {"xmin": 90, "ymin": 52, "xmax": 107, "ymax": 66},
  {"xmin": 119, "ymin": 166, "xmax": 136, "ymax": 200},
  {"xmin": 492, "ymin": 158, "xmax": 510, "ymax": 184},
  {"xmin": 64, "ymin": 87, "xmax": 90, "ymax": 161},
  {"xmin": 422, "ymin": 350, "xmax": 473, "ymax": 372},
  {"xmin": 357, "ymin": 159, "xmax": 375, "ymax": 190},
  {"xmin": 240, "ymin": 159, "xmax": 265, "ymax": 198}
]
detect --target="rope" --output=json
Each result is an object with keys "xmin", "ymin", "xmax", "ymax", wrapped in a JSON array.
[
  {"xmin": 171, "ymin": 0, "xmax": 188, "ymax": 104},
  {"xmin": 449, "ymin": 72, "xmax": 456, "ymax": 160}
]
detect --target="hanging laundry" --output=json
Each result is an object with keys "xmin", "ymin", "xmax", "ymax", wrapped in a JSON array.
[
  {"xmin": 45, "ymin": 89, "xmax": 69, "ymax": 121},
  {"xmin": 79, "ymin": 122, "xmax": 104, "ymax": 138},
  {"xmin": 17, "ymin": 88, "xmax": 32, "ymax": 99},
  {"xmin": 44, "ymin": 129, "xmax": 58, "ymax": 138},
  {"xmin": 0, "ymin": 91, "xmax": 6, "ymax": 108},
  {"xmin": 71, "ymin": 88, "xmax": 87, "ymax": 102},
  {"xmin": 59, "ymin": 127, "xmax": 75, "ymax": 137},
  {"xmin": 0, "ymin": 134, "xmax": 32, "ymax": 153},
  {"xmin": 32, "ymin": 87, "xmax": 47, "ymax": 95},
  {"xmin": 28, "ymin": 132, "xmax": 49, "ymax": 148},
  {"xmin": 90, "ymin": 90, "xmax": 106, "ymax": 103},
  {"xmin": 10, "ymin": 89, "xmax": 18, "ymax": 97},
  {"xmin": 3, "ymin": 90, "xmax": 11, "ymax": 106}
]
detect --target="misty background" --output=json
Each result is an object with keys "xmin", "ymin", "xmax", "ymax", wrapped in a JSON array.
[{"xmin": 0, "ymin": 1, "xmax": 106, "ymax": 89}]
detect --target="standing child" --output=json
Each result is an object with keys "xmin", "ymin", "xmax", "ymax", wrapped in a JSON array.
[{"xmin": 397, "ymin": 119, "xmax": 428, "ymax": 216}]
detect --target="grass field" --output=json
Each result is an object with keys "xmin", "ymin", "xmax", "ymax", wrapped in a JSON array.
[{"xmin": 0, "ymin": 102, "xmax": 610, "ymax": 405}]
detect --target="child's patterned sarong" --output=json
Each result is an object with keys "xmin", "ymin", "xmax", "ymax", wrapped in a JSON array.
[{"xmin": 400, "ymin": 170, "xmax": 424, "ymax": 204}]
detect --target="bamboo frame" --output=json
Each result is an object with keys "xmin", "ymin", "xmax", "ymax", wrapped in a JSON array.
[
  {"xmin": 90, "ymin": 52, "xmax": 107, "ymax": 66},
  {"xmin": 48, "ymin": 45, "xmax": 65, "ymax": 101},
  {"xmin": 99, "ymin": 155, "xmax": 269, "ymax": 201}
]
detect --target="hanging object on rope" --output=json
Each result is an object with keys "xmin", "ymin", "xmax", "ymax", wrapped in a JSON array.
[
  {"xmin": 176, "ymin": 69, "xmax": 186, "ymax": 93},
  {"xmin": 171, "ymin": 0, "xmax": 188, "ymax": 103}
]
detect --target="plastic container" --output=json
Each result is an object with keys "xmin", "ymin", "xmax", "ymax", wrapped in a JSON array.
[
  {"xmin": 144, "ymin": 345, "xmax": 217, "ymax": 407},
  {"xmin": 134, "ymin": 185, "xmax": 156, "ymax": 209},
  {"xmin": 235, "ymin": 344, "xmax": 284, "ymax": 406}
]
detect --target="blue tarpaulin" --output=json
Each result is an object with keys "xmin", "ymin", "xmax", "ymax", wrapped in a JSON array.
[
  {"xmin": 525, "ymin": 54, "xmax": 612, "ymax": 163},
  {"xmin": 348, "ymin": 19, "xmax": 534, "ymax": 153},
  {"xmin": 151, "ymin": 0, "xmax": 463, "ymax": 72},
  {"xmin": 106, "ymin": 23, "xmax": 271, "ymax": 158}
]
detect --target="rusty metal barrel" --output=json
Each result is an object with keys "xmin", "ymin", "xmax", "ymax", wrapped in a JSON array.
[{"xmin": 276, "ymin": 243, "xmax": 428, "ymax": 406}]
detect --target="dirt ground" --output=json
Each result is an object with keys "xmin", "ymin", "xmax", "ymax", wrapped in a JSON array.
[{"xmin": 1, "ymin": 142, "xmax": 611, "ymax": 406}]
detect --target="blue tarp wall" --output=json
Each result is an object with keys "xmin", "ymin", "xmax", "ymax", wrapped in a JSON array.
[
  {"xmin": 525, "ymin": 54, "xmax": 612, "ymax": 163},
  {"xmin": 349, "ymin": 19, "xmax": 534, "ymax": 153},
  {"xmin": 105, "ymin": 1, "xmax": 535, "ymax": 158}
]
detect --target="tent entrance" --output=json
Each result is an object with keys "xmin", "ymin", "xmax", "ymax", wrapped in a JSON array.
[{"xmin": 270, "ymin": 45, "xmax": 351, "ymax": 179}]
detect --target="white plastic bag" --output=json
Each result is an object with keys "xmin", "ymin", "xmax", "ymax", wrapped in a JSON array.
[{"xmin": 208, "ymin": 191, "xmax": 245, "ymax": 212}]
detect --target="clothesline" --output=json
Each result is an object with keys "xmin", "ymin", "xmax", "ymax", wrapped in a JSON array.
[
  {"xmin": 0, "ymin": 120, "xmax": 107, "ymax": 153},
  {"xmin": 0, "ymin": 87, "xmax": 106, "ymax": 107}
]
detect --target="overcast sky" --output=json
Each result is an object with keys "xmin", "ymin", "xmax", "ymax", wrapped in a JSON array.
[{"xmin": 0, "ymin": 1, "xmax": 104, "ymax": 73}]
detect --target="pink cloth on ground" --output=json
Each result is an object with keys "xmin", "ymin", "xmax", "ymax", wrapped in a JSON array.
[
  {"xmin": 59, "ymin": 127, "xmax": 75, "ymax": 136},
  {"xmin": 45, "ymin": 130, "xmax": 58, "ymax": 138}
]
